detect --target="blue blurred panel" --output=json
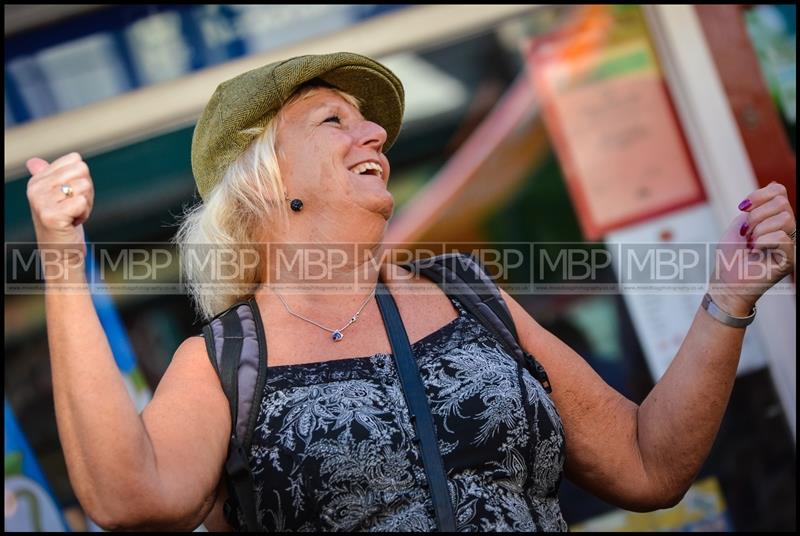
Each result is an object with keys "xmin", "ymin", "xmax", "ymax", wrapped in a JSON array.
[
  {"xmin": 4, "ymin": 5, "xmax": 197, "ymax": 59},
  {"xmin": 5, "ymin": 399, "xmax": 70, "ymax": 532},
  {"xmin": 5, "ymin": 59, "xmax": 59, "ymax": 121},
  {"xmin": 774, "ymin": 4, "xmax": 796, "ymax": 35},
  {"xmin": 229, "ymin": 5, "xmax": 372, "ymax": 55},
  {"xmin": 35, "ymin": 33, "xmax": 133, "ymax": 113},
  {"xmin": 4, "ymin": 91, "xmax": 14, "ymax": 127},
  {"xmin": 4, "ymin": 4, "xmax": 410, "ymax": 126},
  {"xmin": 5, "ymin": 71, "xmax": 22, "ymax": 124},
  {"xmin": 124, "ymin": 10, "xmax": 193, "ymax": 85}
]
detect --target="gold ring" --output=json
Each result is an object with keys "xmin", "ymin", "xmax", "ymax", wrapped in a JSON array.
[
  {"xmin": 790, "ymin": 228, "xmax": 797, "ymax": 243},
  {"xmin": 60, "ymin": 184, "xmax": 74, "ymax": 198}
]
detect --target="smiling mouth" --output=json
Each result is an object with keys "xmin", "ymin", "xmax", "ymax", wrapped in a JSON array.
[{"xmin": 349, "ymin": 161, "xmax": 384, "ymax": 180}]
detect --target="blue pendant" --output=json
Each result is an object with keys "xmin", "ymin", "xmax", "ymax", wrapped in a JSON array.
[{"xmin": 332, "ymin": 331, "xmax": 343, "ymax": 342}]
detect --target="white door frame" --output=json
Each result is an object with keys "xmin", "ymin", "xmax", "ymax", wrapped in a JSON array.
[{"xmin": 643, "ymin": 4, "xmax": 796, "ymax": 444}]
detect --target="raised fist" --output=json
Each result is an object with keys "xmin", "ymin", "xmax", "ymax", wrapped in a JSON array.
[{"xmin": 26, "ymin": 152, "xmax": 95, "ymax": 261}]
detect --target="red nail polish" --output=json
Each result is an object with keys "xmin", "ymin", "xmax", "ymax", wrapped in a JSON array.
[
  {"xmin": 738, "ymin": 199, "xmax": 752, "ymax": 211},
  {"xmin": 739, "ymin": 222, "xmax": 749, "ymax": 236}
]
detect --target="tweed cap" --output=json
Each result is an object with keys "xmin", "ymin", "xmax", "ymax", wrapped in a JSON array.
[{"xmin": 191, "ymin": 52, "xmax": 405, "ymax": 201}]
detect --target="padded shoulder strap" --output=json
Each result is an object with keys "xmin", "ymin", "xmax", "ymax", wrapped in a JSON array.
[
  {"xmin": 201, "ymin": 298, "xmax": 268, "ymax": 531},
  {"xmin": 201, "ymin": 297, "xmax": 268, "ymax": 450}
]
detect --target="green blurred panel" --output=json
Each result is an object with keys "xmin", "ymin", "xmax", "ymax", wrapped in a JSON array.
[
  {"xmin": 587, "ymin": 49, "xmax": 651, "ymax": 83},
  {"xmin": 484, "ymin": 150, "xmax": 584, "ymax": 244},
  {"xmin": 5, "ymin": 127, "xmax": 197, "ymax": 243}
]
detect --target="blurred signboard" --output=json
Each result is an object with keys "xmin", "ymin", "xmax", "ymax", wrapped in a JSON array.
[{"xmin": 526, "ymin": 6, "xmax": 705, "ymax": 240}]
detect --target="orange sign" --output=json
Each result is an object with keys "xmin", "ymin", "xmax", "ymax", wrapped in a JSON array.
[{"xmin": 527, "ymin": 12, "xmax": 705, "ymax": 239}]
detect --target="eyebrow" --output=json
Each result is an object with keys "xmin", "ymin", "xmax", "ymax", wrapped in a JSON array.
[{"xmin": 310, "ymin": 102, "xmax": 363, "ymax": 120}]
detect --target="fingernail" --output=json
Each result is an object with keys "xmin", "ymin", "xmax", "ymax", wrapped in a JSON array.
[
  {"xmin": 739, "ymin": 222, "xmax": 749, "ymax": 236},
  {"xmin": 738, "ymin": 198, "xmax": 752, "ymax": 211}
]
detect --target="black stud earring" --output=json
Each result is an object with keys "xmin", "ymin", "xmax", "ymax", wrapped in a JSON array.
[{"xmin": 289, "ymin": 198, "xmax": 304, "ymax": 212}]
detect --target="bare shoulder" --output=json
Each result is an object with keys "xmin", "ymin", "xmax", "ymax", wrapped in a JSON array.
[
  {"xmin": 168, "ymin": 335, "xmax": 213, "ymax": 374},
  {"xmin": 149, "ymin": 335, "xmax": 221, "ymax": 402},
  {"xmin": 144, "ymin": 333, "xmax": 230, "ymax": 451},
  {"xmin": 147, "ymin": 334, "xmax": 227, "ymax": 424}
]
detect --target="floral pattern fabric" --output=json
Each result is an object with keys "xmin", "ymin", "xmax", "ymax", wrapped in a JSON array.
[{"xmin": 239, "ymin": 296, "xmax": 568, "ymax": 531}]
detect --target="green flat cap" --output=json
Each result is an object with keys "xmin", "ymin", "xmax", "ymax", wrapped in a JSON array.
[{"xmin": 191, "ymin": 52, "xmax": 405, "ymax": 201}]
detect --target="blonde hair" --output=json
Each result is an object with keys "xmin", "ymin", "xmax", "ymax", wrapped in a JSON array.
[{"xmin": 174, "ymin": 84, "xmax": 362, "ymax": 321}]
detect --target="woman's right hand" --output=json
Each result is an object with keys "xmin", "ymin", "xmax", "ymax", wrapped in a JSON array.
[{"xmin": 26, "ymin": 152, "xmax": 94, "ymax": 262}]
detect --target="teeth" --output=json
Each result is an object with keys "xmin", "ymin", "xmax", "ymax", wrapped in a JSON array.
[{"xmin": 349, "ymin": 161, "xmax": 383, "ymax": 176}]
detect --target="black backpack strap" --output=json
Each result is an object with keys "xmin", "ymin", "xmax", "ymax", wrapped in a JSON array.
[
  {"xmin": 202, "ymin": 298, "xmax": 268, "ymax": 531},
  {"xmin": 408, "ymin": 254, "xmax": 552, "ymax": 394},
  {"xmin": 375, "ymin": 278, "xmax": 457, "ymax": 532}
]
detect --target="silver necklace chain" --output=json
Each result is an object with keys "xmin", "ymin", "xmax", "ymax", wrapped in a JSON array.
[{"xmin": 274, "ymin": 287, "xmax": 376, "ymax": 341}]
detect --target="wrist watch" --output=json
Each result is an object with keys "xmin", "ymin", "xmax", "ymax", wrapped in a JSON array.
[{"xmin": 701, "ymin": 293, "xmax": 756, "ymax": 328}]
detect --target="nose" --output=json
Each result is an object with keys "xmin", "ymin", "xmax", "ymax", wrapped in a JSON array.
[{"xmin": 356, "ymin": 120, "xmax": 387, "ymax": 152}]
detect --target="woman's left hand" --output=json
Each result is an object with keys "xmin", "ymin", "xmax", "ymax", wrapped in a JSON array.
[{"xmin": 710, "ymin": 182, "xmax": 795, "ymax": 316}]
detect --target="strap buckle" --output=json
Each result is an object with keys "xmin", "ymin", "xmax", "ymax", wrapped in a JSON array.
[{"xmin": 523, "ymin": 352, "xmax": 552, "ymax": 394}]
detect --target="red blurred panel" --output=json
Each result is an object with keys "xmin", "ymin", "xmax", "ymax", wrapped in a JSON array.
[{"xmin": 695, "ymin": 5, "xmax": 796, "ymax": 213}]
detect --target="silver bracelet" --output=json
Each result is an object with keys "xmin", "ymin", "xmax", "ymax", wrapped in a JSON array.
[{"xmin": 701, "ymin": 293, "xmax": 756, "ymax": 328}]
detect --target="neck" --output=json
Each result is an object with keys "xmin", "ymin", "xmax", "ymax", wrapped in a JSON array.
[
  {"xmin": 254, "ymin": 204, "xmax": 392, "ymax": 311},
  {"xmin": 265, "ymin": 202, "xmax": 389, "ymax": 275}
]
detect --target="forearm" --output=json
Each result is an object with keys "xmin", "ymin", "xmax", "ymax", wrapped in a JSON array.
[
  {"xmin": 45, "ymin": 263, "xmax": 159, "ymax": 525},
  {"xmin": 636, "ymin": 301, "xmax": 746, "ymax": 504}
]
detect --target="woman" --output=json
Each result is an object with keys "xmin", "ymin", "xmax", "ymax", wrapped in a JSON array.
[{"xmin": 25, "ymin": 52, "xmax": 795, "ymax": 531}]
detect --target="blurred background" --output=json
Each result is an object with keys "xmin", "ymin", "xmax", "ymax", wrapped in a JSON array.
[{"xmin": 4, "ymin": 4, "xmax": 796, "ymax": 532}]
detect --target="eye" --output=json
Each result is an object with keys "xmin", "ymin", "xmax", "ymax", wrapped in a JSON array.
[{"xmin": 323, "ymin": 115, "xmax": 341, "ymax": 124}]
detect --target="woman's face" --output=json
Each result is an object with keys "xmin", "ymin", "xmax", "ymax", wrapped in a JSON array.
[{"xmin": 275, "ymin": 87, "xmax": 394, "ymax": 223}]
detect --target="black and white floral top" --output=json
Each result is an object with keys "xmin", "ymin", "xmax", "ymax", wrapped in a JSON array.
[{"xmin": 242, "ymin": 295, "xmax": 568, "ymax": 531}]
